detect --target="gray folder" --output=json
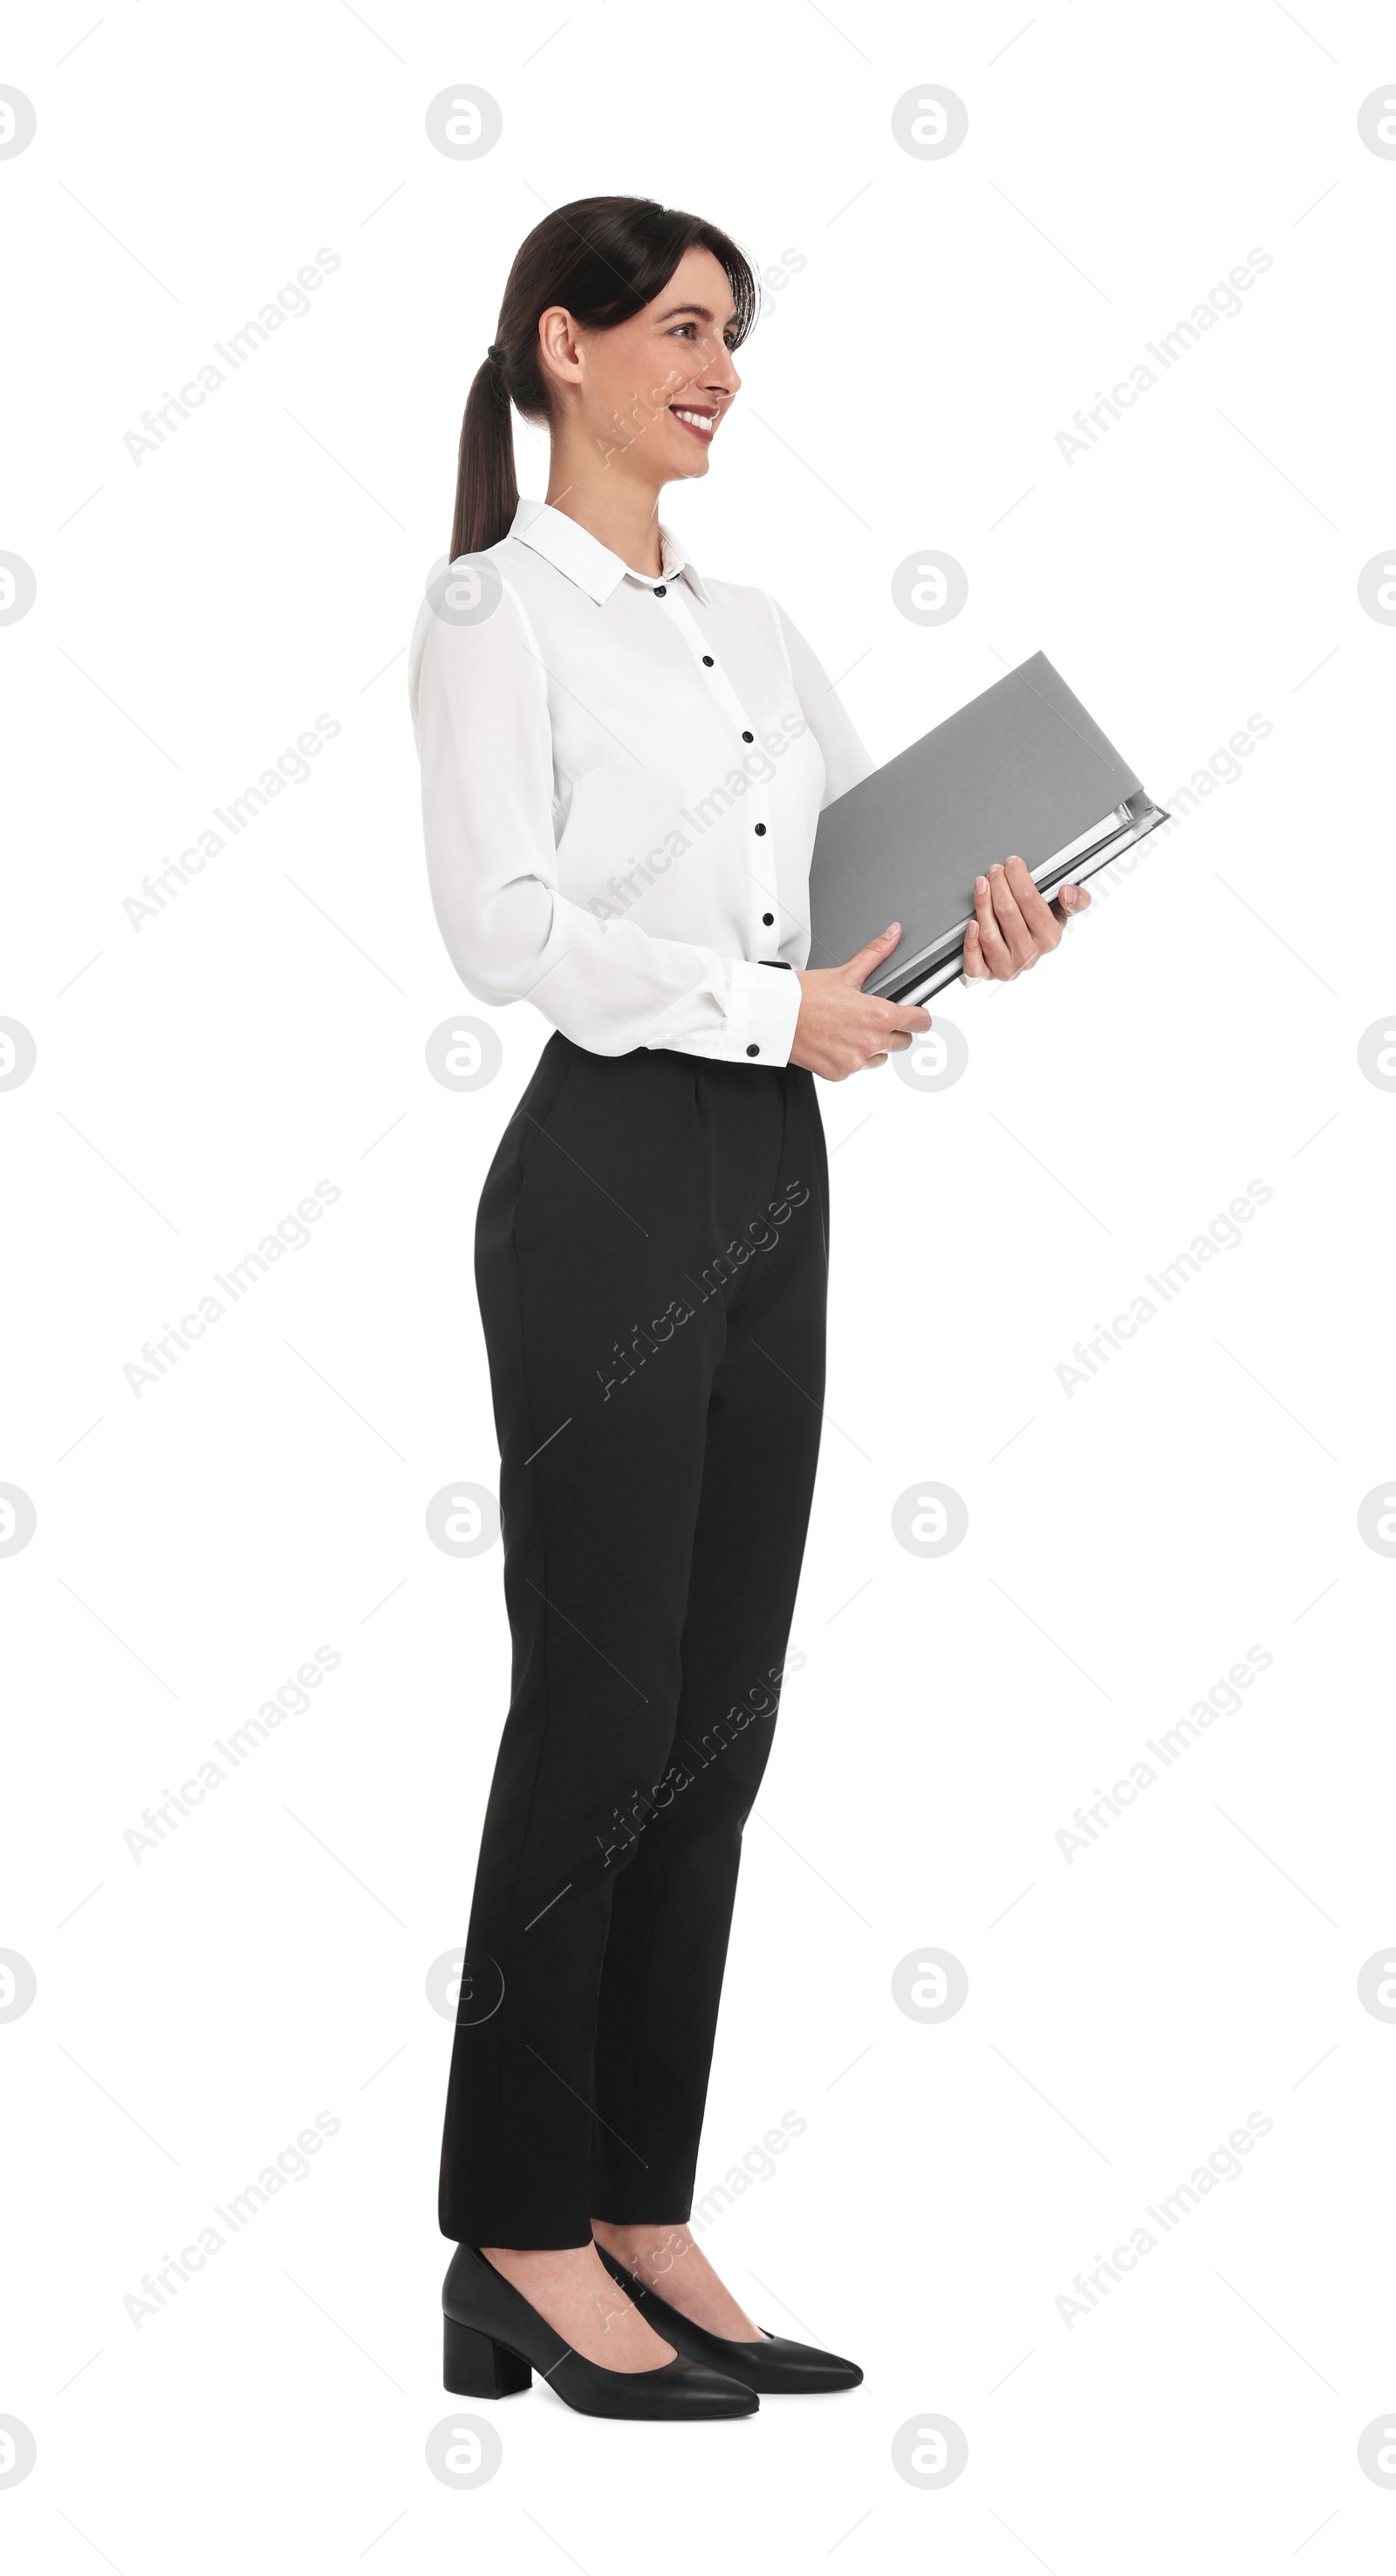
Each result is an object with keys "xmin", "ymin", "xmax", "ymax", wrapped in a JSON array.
[{"xmin": 805, "ymin": 651, "xmax": 1168, "ymax": 1001}]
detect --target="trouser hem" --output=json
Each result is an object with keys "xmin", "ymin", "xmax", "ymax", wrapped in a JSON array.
[
  {"xmin": 588, "ymin": 2197, "xmax": 694, "ymax": 2228},
  {"xmin": 440, "ymin": 2216, "xmax": 595, "ymax": 2251}
]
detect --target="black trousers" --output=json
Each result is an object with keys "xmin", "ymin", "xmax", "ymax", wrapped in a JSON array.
[{"xmin": 439, "ymin": 1032, "xmax": 829, "ymax": 2247}]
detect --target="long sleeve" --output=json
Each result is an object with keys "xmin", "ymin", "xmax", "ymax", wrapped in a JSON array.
[{"xmin": 409, "ymin": 582, "xmax": 802, "ymax": 1065}]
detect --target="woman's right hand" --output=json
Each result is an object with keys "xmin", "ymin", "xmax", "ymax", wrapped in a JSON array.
[{"xmin": 790, "ymin": 924, "xmax": 931, "ymax": 1080}]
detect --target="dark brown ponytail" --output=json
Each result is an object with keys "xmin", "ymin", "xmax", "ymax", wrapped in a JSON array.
[{"xmin": 449, "ymin": 195, "xmax": 759, "ymax": 560}]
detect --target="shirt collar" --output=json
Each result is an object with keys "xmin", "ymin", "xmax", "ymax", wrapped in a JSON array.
[{"xmin": 509, "ymin": 497, "xmax": 710, "ymax": 607}]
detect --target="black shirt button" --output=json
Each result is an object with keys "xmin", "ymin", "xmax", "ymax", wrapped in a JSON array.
[
  {"xmin": 763, "ymin": 912, "xmax": 774, "ymax": 926},
  {"xmin": 754, "ymin": 822, "xmax": 767, "ymax": 836},
  {"xmin": 702, "ymin": 654, "xmax": 714, "ymax": 666},
  {"xmin": 746, "ymin": 1043, "xmax": 760, "ymax": 1057},
  {"xmin": 654, "ymin": 584, "xmax": 667, "ymax": 596},
  {"xmin": 742, "ymin": 730, "xmax": 754, "ymax": 742}
]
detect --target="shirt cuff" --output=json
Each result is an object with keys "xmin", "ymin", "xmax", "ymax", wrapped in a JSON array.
[
  {"xmin": 721, "ymin": 959, "xmax": 803, "ymax": 1065},
  {"xmin": 660, "ymin": 960, "xmax": 804, "ymax": 1066}
]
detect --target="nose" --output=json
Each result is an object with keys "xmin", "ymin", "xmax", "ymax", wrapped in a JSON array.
[{"xmin": 699, "ymin": 339, "xmax": 741, "ymax": 402}]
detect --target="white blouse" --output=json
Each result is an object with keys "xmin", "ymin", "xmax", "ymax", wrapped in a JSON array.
[{"xmin": 407, "ymin": 497, "xmax": 875, "ymax": 1066}]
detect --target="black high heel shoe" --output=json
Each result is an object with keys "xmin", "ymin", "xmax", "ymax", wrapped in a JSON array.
[
  {"xmin": 441, "ymin": 2245, "xmax": 758, "ymax": 2421},
  {"xmin": 594, "ymin": 2245, "xmax": 863, "ymax": 2395}
]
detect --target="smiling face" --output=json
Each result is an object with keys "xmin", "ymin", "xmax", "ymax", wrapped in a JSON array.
[{"xmin": 537, "ymin": 244, "xmax": 742, "ymax": 492}]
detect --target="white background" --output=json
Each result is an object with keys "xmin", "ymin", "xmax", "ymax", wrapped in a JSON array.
[{"xmin": 4, "ymin": 1, "xmax": 1396, "ymax": 2567}]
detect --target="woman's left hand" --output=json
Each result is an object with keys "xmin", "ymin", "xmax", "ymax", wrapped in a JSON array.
[{"xmin": 961, "ymin": 855, "xmax": 1091, "ymax": 981}]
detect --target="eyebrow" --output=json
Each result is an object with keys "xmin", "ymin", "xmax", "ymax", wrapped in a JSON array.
[{"xmin": 654, "ymin": 301, "xmax": 737, "ymax": 329}]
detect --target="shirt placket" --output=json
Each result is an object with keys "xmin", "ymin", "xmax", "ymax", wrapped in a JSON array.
[{"xmin": 638, "ymin": 573, "xmax": 783, "ymax": 967}]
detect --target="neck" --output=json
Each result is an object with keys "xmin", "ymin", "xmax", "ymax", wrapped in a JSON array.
[{"xmin": 544, "ymin": 435, "xmax": 667, "ymax": 577}]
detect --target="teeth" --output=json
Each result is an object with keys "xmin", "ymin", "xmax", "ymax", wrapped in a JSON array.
[{"xmin": 673, "ymin": 409, "xmax": 713, "ymax": 431}]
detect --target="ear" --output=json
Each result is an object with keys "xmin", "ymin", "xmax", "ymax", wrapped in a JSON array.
[{"xmin": 537, "ymin": 304, "xmax": 584, "ymax": 397}]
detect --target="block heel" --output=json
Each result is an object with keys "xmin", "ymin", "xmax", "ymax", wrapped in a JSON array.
[
  {"xmin": 443, "ymin": 2313, "xmax": 533, "ymax": 2398},
  {"xmin": 441, "ymin": 2245, "xmax": 757, "ymax": 2420}
]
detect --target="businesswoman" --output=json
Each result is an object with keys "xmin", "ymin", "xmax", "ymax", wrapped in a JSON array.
[{"xmin": 410, "ymin": 195, "xmax": 1088, "ymax": 2422}]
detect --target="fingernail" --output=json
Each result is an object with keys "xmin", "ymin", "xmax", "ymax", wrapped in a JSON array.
[{"xmin": 975, "ymin": 876, "xmax": 988, "ymax": 895}]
